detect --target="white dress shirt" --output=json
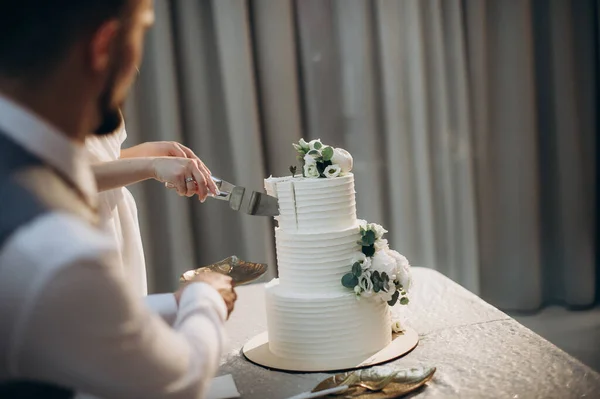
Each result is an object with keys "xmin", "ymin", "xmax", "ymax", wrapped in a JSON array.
[
  {"xmin": 86, "ymin": 127, "xmax": 148, "ymax": 297},
  {"xmin": 0, "ymin": 94, "xmax": 227, "ymax": 399}
]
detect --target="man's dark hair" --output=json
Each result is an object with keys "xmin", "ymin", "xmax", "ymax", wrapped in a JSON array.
[{"xmin": 0, "ymin": 0, "xmax": 128, "ymax": 78}]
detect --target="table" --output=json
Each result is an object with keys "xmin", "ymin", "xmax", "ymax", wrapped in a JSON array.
[{"xmin": 218, "ymin": 267, "xmax": 600, "ymax": 398}]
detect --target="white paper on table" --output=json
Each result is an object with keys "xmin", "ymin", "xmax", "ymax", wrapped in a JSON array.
[{"xmin": 206, "ymin": 374, "xmax": 241, "ymax": 399}]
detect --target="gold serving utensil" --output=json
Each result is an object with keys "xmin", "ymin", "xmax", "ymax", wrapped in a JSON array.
[
  {"xmin": 180, "ymin": 255, "xmax": 268, "ymax": 285},
  {"xmin": 330, "ymin": 374, "xmax": 397, "ymax": 395},
  {"xmin": 310, "ymin": 366, "xmax": 436, "ymax": 399}
]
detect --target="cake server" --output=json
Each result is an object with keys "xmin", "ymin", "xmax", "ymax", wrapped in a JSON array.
[
  {"xmin": 210, "ymin": 176, "xmax": 279, "ymax": 217},
  {"xmin": 166, "ymin": 176, "xmax": 279, "ymax": 216}
]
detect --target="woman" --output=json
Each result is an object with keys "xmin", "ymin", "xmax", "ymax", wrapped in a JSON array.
[{"xmin": 87, "ymin": 120, "xmax": 217, "ymax": 296}]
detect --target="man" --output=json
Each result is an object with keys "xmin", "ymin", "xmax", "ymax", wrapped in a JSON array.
[{"xmin": 0, "ymin": 1, "xmax": 237, "ymax": 398}]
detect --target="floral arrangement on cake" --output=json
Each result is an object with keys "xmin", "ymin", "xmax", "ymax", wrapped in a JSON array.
[
  {"xmin": 341, "ymin": 221, "xmax": 411, "ymax": 307},
  {"xmin": 290, "ymin": 138, "xmax": 353, "ymax": 178}
]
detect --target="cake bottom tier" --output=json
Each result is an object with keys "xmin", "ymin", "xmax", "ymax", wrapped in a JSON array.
[{"xmin": 265, "ymin": 279, "xmax": 391, "ymax": 365}]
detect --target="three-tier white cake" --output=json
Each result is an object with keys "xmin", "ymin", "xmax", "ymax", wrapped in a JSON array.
[{"xmin": 263, "ymin": 173, "xmax": 392, "ymax": 368}]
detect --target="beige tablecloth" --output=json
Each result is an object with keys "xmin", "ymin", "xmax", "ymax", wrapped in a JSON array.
[{"xmin": 218, "ymin": 267, "xmax": 600, "ymax": 398}]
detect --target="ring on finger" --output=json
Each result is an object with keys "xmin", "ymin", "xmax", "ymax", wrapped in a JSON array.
[{"xmin": 185, "ymin": 177, "xmax": 195, "ymax": 183}]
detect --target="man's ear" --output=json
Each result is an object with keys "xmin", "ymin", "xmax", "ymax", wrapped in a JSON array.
[{"xmin": 88, "ymin": 20, "xmax": 120, "ymax": 73}]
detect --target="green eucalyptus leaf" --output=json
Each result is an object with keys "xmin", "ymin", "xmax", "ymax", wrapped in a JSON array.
[
  {"xmin": 322, "ymin": 146, "xmax": 334, "ymax": 161},
  {"xmin": 363, "ymin": 230, "xmax": 376, "ymax": 246},
  {"xmin": 381, "ymin": 272, "xmax": 389, "ymax": 284},
  {"xmin": 316, "ymin": 162, "xmax": 327, "ymax": 176},
  {"xmin": 361, "ymin": 233, "xmax": 377, "ymax": 246},
  {"xmin": 371, "ymin": 271, "xmax": 381, "ymax": 287},
  {"xmin": 314, "ymin": 141, "xmax": 323, "ymax": 150},
  {"xmin": 308, "ymin": 149, "xmax": 319, "ymax": 156},
  {"xmin": 362, "ymin": 245, "xmax": 375, "ymax": 257},
  {"xmin": 352, "ymin": 262, "xmax": 362, "ymax": 277},
  {"xmin": 400, "ymin": 297, "xmax": 409, "ymax": 305},
  {"xmin": 387, "ymin": 290, "xmax": 400, "ymax": 306},
  {"xmin": 341, "ymin": 273, "xmax": 358, "ymax": 288}
]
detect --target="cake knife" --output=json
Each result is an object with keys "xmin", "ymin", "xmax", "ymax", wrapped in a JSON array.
[
  {"xmin": 210, "ymin": 176, "xmax": 279, "ymax": 216},
  {"xmin": 166, "ymin": 176, "xmax": 279, "ymax": 216}
]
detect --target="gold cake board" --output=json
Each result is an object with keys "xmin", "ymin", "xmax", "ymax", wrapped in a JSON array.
[{"xmin": 242, "ymin": 327, "xmax": 419, "ymax": 373}]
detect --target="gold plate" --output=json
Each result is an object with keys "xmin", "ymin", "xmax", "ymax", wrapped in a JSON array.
[
  {"xmin": 180, "ymin": 256, "xmax": 268, "ymax": 285},
  {"xmin": 313, "ymin": 366, "xmax": 436, "ymax": 398}
]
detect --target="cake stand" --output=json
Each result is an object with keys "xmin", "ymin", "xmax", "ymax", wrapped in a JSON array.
[{"xmin": 242, "ymin": 328, "xmax": 419, "ymax": 373}]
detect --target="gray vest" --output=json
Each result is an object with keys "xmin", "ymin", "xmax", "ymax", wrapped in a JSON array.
[{"xmin": 0, "ymin": 132, "xmax": 98, "ymax": 399}]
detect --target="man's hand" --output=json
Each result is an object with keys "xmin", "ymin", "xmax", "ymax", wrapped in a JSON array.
[{"xmin": 175, "ymin": 271, "xmax": 237, "ymax": 319}]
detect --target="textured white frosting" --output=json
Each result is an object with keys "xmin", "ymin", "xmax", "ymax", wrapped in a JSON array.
[
  {"xmin": 265, "ymin": 279, "xmax": 391, "ymax": 364},
  {"xmin": 275, "ymin": 224, "xmax": 361, "ymax": 293},
  {"xmin": 264, "ymin": 174, "xmax": 357, "ymax": 232}
]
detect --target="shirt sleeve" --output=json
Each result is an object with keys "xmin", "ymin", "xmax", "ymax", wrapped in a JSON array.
[
  {"xmin": 11, "ymin": 219, "xmax": 228, "ymax": 399},
  {"xmin": 144, "ymin": 293, "xmax": 179, "ymax": 326}
]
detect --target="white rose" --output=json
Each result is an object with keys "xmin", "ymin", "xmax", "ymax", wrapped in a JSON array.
[
  {"xmin": 387, "ymin": 250, "xmax": 412, "ymax": 290},
  {"xmin": 304, "ymin": 163, "xmax": 320, "ymax": 178},
  {"xmin": 374, "ymin": 238, "xmax": 389, "ymax": 252},
  {"xmin": 308, "ymin": 139, "xmax": 323, "ymax": 151},
  {"xmin": 304, "ymin": 153, "xmax": 317, "ymax": 165},
  {"xmin": 391, "ymin": 319, "xmax": 405, "ymax": 333},
  {"xmin": 371, "ymin": 249, "xmax": 398, "ymax": 277},
  {"xmin": 298, "ymin": 138, "xmax": 310, "ymax": 151},
  {"xmin": 358, "ymin": 271, "xmax": 373, "ymax": 294},
  {"xmin": 331, "ymin": 148, "xmax": 353, "ymax": 174},
  {"xmin": 368, "ymin": 223, "xmax": 388, "ymax": 239},
  {"xmin": 351, "ymin": 252, "xmax": 372, "ymax": 270},
  {"xmin": 398, "ymin": 266, "xmax": 411, "ymax": 291},
  {"xmin": 324, "ymin": 164, "xmax": 341, "ymax": 178}
]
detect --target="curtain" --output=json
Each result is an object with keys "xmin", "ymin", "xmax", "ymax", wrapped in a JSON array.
[{"xmin": 123, "ymin": 0, "xmax": 598, "ymax": 311}]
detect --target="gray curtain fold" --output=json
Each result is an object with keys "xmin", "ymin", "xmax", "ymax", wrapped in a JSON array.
[
  {"xmin": 464, "ymin": 0, "xmax": 598, "ymax": 309},
  {"xmin": 123, "ymin": 0, "xmax": 598, "ymax": 311}
]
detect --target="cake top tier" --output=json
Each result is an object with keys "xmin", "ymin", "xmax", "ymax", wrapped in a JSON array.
[
  {"xmin": 263, "ymin": 139, "xmax": 357, "ymax": 232},
  {"xmin": 264, "ymin": 174, "xmax": 357, "ymax": 232}
]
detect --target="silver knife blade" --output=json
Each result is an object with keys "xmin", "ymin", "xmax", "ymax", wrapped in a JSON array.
[
  {"xmin": 247, "ymin": 191, "xmax": 280, "ymax": 217},
  {"xmin": 211, "ymin": 176, "xmax": 279, "ymax": 216}
]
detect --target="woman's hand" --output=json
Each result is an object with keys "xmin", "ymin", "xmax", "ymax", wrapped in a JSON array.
[
  {"xmin": 152, "ymin": 157, "xmax": 218, "ymax": 202},
  {"xmin": 122, "ymin": 141, "xmax": 218, "ymax": 199}
]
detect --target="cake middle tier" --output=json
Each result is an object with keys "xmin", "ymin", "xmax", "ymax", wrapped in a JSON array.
[{"xmin": 275, "ymin": 224, "xmax": 361, "ymax": 292}]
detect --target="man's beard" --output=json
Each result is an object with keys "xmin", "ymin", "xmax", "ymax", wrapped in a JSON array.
[{"xmin": 93, "ymin": 55, "xmax": 125, "ymax": 136}]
